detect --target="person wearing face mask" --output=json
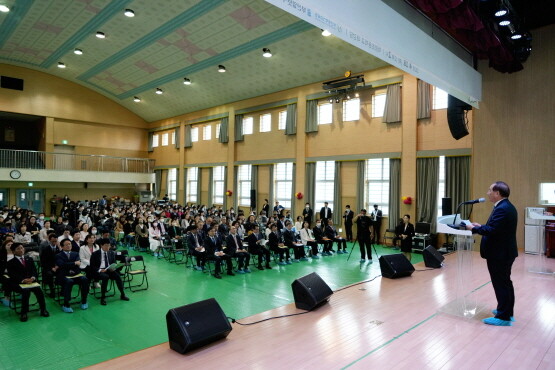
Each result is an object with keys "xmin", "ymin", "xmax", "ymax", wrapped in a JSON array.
[
  {"xmin": 135, "ymin": 219, "xmax": 149, "ymax": 251},
  {"xmin": 148, "ymin": 220, "xmax": 162, "ymax": 257},
  {"xmin": 302, "ymin": 203, "xmax": 313, "ymax": 226},
  {"xmin": 55, "ymin": 218, "xmax": 70, "ymax": 236},
  {"xmin": 343, "ymin": 205, "xmax": 354, "ymax": 242},
  {"xmin": 313, "ymin": 220, "xmax": 333, "ymax": 255}
]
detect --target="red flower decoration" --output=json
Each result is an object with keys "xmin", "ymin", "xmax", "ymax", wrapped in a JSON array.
[
  {"xmin": 296, "ymin": 192, "xmax": 303, "ymax": 200},
  {"xmin": 225, "ymin": 190, "xmax": 233, "ymax": 197}
]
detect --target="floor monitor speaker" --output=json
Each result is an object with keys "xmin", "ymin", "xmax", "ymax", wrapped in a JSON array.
[
  {"xmin": 291, "ymin": 272, "xmax": 333, "ymax": 310},
  {"xmin": 379, "ymin": 254, "xmax": 415, "ymax": 279},
  {"xmin": 423, "ymin": 245, "xmax": 445, "ymax": 268},
  {"xmin": 166, "ymin": 298, "xmax": 232, "ymax": 354}
]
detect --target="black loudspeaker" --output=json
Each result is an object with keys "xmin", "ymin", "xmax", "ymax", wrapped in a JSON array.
[
  {"xmin": 447, "ymin": 95, "xmax": 472, "ymax": 140},
  {"xmin": 0, "ymin": 76, "xmax": 24, "ymax": 91},
  {"xmin": 423, "ymin": 245, "xmax": 445, "ymax": 268},
  {"xmin": 250, "ymin": 189, "xmax": 256, "ymax": 210},
  {"xmin": 442, "ymin": 197, "xmax": 452, "ymax": 216},
  {"xmin": 291, "ymin": 272, "xmax": 333, "ymax": 311},
  {"xmin": 166, "ymin": 298, "xmax": 232, "ymax": 354},
  {"xmin": 379, "ymin": 254, "xmax": 415, "ymax": 279}
]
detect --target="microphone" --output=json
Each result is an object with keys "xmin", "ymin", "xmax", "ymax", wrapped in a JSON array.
[{"xmin": 462, "ymin": 198, "xmax": 486, "ymax": 205}]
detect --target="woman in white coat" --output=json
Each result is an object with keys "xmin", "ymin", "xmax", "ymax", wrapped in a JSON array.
[{"xmin": 300, "ymin": 221, "xmax": 319, "ymax": 258}]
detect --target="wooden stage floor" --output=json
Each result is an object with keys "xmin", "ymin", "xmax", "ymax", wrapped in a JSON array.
[{"xmin": 89, "ymin": 251, "xmax": 555, "ymax": 369}]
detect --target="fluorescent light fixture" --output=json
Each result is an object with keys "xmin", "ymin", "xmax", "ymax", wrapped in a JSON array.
[
  {"xmin": 0, "ymin": 5, "xmax": 9, "ymax": 12},
  {"xmin": 133, "ymin": 96, "xmax": 141, "ymax": 102},
  {"xmin": 218, "ymin": 65, "xmax": 226, "ymax": 72},
  {"xmin": 262, "ymin": 48, "xmax": 272, "ymax": 57},
  {"xmin": 74, "ymin": 48, "xmax": 83, "ymax": 55},
  {"xmin": 57, "ymin": 62, "xmax": 66, "ymax": 68},
  {"xmin": 321, "ymin": 29, "xmax": 331, "ymax": 37},
  {"xmin": 155, "ymin": 88, "xmax": 163, "ymax": 94},
  {"xmin": 96, "ymin": 31, "xmax": 106, "ymax": 39},
  {"xmin": 495, "ymin": 9, "xmax": 507, "ymax": 17},
  {"xmin": 511, "ymin": 33, "xmax": 522, "ymax": 40},
  {"xmin": 124, "ymin": 9, "xmax": 135, "ymax": 17},
  {"xmin": 499, "ymin": 20, "xmax": 511, "ymax": 26},
  {"xmin": 183, "ymin": 78, "xmax": 191, "ymax": 85}
]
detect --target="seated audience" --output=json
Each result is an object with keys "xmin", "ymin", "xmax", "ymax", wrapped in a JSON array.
[
  {"xmin": 300, "ymin": 221, "xmax": 319, "ymax": 258},
  {"xmin": 267, "ymin": 223, "xmax": 291, "ymax": 265},
  {"xmin": 204, "ymin": 227, "xmax": 233, "ymax": 279},
  {"xmin": 225, "ymin": 225, "xmax": 251, "ymax": 273},
  {"xmin": 247, "ymin": 225, "xmax": 272, "ymax": 270},
  {"xmin": 313, "ymin": 220, "xmax": 333, "ymax": 255},
  {"xmin": 283, "ymin": 221, "xmax": 307, "ymax": 262},
  {"xmin": 55, "ymin": 238, "xmax": 89, "ymax": 313},
  {"xmin": 40, "ymin": 233, "xmax": 60, "ymax": 297},
  {"xmin": 186, "ymin": 225, "xmax": 206, "ymax": 271},
  {"xmin": 325, "ymin": 219, "xmax": 347, "ymax": 254},
  {"xmin": 90, "ymin": 238, "xmax": 129, "ymax": 305}
]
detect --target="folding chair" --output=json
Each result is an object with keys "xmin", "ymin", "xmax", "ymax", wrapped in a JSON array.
[{"xmin": 124, "ymin": 256, "xmax": 148, "ymax": 292}]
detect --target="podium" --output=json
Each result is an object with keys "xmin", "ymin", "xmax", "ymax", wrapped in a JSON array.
[
  {"xmin": 436, "ymin": 215, "xmax": 487, "ymax": 318},
  {"xmin": 527, "ymin": 211, "xmax": 555, "ymax": 275}
]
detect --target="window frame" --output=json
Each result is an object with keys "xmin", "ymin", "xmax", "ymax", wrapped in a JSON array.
[
  {"xmin": 274, "ymin": 162, "xmax": 293, "ymax": 209},
  {"xmin": 203, "ymin": 125, "xmax": 212, "ymax": 141},
  {"xmin": 317, "ymin": 102, "xmax": 333, "ymax": 125},
  {"xmin": 190, "ymin": 127, "xmax": 199, "ymax": 142},
  {"xmin": 371, "ymin": 93, "xmax": 386, "ymax": 118},
  {"xmin": 186, "ymin": 167, "xmax": 198, "ymax": 203},
  {"xmin": 243, "ymin": 116, "xmax": 254, "ymax": 135},
  {"xmin": 152, "ymin": 134, "xmax": 159, "ymax": 148},
  {"xmin": 314, "ymin": 161, "xmax": 335, "ymax": 213},
  {"xmin": 212, "ymin": 166, "xmax": 225, "ymax": 205},
  {"xmin": 342, "ymin": 98, "xmax": 360, "ymax": 121},
  {"xmin": 364, "ymin": 158, "xmax": 390, "ymax": 216},
  {"xmin": 237, "ymin": 165, "xmax": 252, "ymax": 207},
  {"xmin": 259, "ymin": 113, "xmax": 272, "ymax": 133}
]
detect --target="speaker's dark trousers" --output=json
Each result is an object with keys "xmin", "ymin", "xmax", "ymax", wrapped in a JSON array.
[
  {"xmin": 487, "ymin": 258, "xmax": 515, "ymax": 321},
  {"xmin": 358, "ymin": 234, "xmax": 372, "ymax": 259},
  {"xmin": 345, "ymin": 222, "xmax": 353, "ymax": 241}
]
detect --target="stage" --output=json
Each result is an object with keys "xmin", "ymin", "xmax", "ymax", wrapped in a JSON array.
[{"xmin": 89, "ymin": 251, "xmax": 555, "ymax": 369}]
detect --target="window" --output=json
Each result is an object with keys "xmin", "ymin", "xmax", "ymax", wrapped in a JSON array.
[
  {"xmin": 259, "ymin": 113, "xmax": 271, "ymax": 132},
  {"xmin": 215, "ymin": 123, "xmax": 221, "ymax": 139},
  {"xmin": 243, "ymin": 117, "xmax": 253, "ymax": 135},
  {"xmin": 203, "ymin": 125, "xmax": 211, "ymax": 141},
  {"xmin": 190, "ymin": 127, "xmax": 199, "ymax": 142},
  {"xmin": 212, "ymin": 166, "xmax": 225, "ymax": 205},
  {"xmin": 171, "ymin": 131, "xmax": 175, "ymax": 145},
  {"xmin": 372, "ymin": 93, "xmax": 386, "ymax": 118},
  {"xmin": 437, "ymin": 156, "xmax": 445, "ymax": 217},
  {"xmin": 540, "ymin": 183, "xmax": 555, "ymax": 205},
  {"xmin": 237, "ymin": 165, "xmax": 252, "ymax": 206},
  {"xmin": 152, "ymin": 134, "xmax": 159, "ymax": 148},
  {"xmin": 364, "ymin": 158, "xmax": 390, "ymax": 215},
  {"xmin": 186, "ymin": 167, "xmax": 198, "ymax": 203},
  {"xmin": 274, "ymin": 162, "xmax": 293, "ymax": 209},
  {"xmin": 161, "ymin": 133, "xmax": 169, "ymax": 146},
  {"xmin": 278, "ymin": 110, "xmax": 287, "ymax": 130},
  {"xmin": 168, "ymin": 168, "xmax": 177, "ymax": 201},
  {"xmin": 343, "ymin": 98, "xmax": 360, "ymax": 121},
  {"xmin": 317, "ymin": 102, "xmax": 332, "ymax": 125},
  {"xmin": 314, "ymin": 161, "xmax": 335, "ymax": 212},
  {"xmin": 433, "ymin": 86, "xmax": 448, "ymax": 110}
]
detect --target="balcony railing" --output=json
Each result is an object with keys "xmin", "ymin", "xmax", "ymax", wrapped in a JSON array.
[{"xmin": 0, "ymin": 149, "xmax": 155, "ymax": 173}]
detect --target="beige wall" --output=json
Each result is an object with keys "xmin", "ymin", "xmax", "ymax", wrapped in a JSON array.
[{"xmin": 472, "ymin": 24, "xmax": 555, "ymax": 249}]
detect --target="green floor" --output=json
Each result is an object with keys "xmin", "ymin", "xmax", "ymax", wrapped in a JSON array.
[{"xmin": 0, "ymin": 243, "xmax": 422, "ymax": 369}]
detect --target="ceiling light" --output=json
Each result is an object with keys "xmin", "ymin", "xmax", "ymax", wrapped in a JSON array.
[
  {"xmin": 74, "ymin": 48, "xmax": 83, "ymax": 55},
  {"xmin": 183, "ymin": 78, "xmax": 191, "ymax": 85},
  {"xmin": 262, "ymin": 48, "xmax": 272, "ymax": 57},
  {"xmin": 124, "ymin": 9, "xmax": 135, "ymax": 17},
  {"xmin": 133, "ymin": 96, "xmax": 141, "ymax": 102},
  {"xmin": 499, "ymin": 19, "xmax": 511, "ymax": 26},
  {"xmin": 96, "ymin": 31, "xmax": 106, "ymax": 39},
  {"xmin": 511, "ymin": 34, "xmax": 522, "ymax": 39},
  {"xmin": 355, "ymin": 92, "xmax": 359, "ymax": 98},
  {"xmin": 155, "ymin": 88, "xmax": 163, "ymax": 95},
  {"xmin": 321, "ymin": 29, "xmax": 331, "ymax": 37},
  {"xmin": 335, "ymin": 97, "xmax": 340, "ymax": 103},
  {"xmin": 0, "ymin": 5, "xmax": 9, "ymax": 12},
  {"xmin": 57, "ymin": 62, "xmax": 66, "ymax": 68},
  {"xmin": 328, "ymin": 97, "xmax": 333, "ymax": 104},
  {"xmin": 218, "ymin": 65, "xmax": 226, "ymax": 73},
  {"xmin": 494, "ymin": 9, "xmax": 507, "ymax": 17}
]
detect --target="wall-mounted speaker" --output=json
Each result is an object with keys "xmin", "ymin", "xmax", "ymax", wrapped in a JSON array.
[
  {"xmin": 447, "ymin": 95, "xmax": 472, "ymax": 140},
  {"xmin": 291, "ymin": 272, "xmax": 333, "ymax": 311},
  {"xmin": 423, "ymin": 245, "xmax": 445, "ymax": 268},
  {"xmin": 379, "ymin": 254, "xmax": 415, "ymax": 279},
  {"xmin": 1, "ymin": 76, "xmax": 24, "ymax": 91},
  {"xmin": 166, "ymin": 298, "xmax": 232, "ymax": 354}
]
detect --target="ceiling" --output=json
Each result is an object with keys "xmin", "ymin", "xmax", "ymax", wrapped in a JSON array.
[{"xmin": 0, "ymin": 0, "xmax": 389, "ymax": 122}]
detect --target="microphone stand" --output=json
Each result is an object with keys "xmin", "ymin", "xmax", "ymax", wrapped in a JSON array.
[{"xmin": 449, "ymin": 202, "xmax": 466, "ymax": 230}]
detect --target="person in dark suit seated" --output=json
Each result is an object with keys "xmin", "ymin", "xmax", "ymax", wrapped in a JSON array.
[
  {"xmin": 276, "ymin": 214, "xmax": 286, "ymax": 232},
  {"xmin": 319, "ymin": 202, "xmax": 333, "ymax": 226},
  {"xmin": 312, "ymin": 220, "xmax": 333, "ymax": 255},
  {"xmin": 90, "ymin": 238, "xmax": 129, "ymax": 306},
  {"xmin": 225, "ymin": 225, "xmax": 251, "ymax": 274},
  {"xmin": 55, "ymin": 238, "xmax": 89, "ymax": 313},
  {"xmin": 167, "ymin": 220, "xmax": 184, "ymax": 249},
  {"xmin": 186, "ymin": 225, "xmax": 206, "ymax": 271},
  {"xmin": 396, "ymin": 214, "xmax": 415, "ymax": 261},
  {"xmin": 466, "ymin": 181, "xmax": 518, "ymax": 326},
  {"xmin": 7, "ymin": 242, "xmax": 49, "ymax": 322},
  {"xmin": 40, "ymin": 233, "xmax": 60, "ymax": 297},
  {"xmin": 267, "ymin": 223, "xmax": 291, "ymax": 265},
  {"xmin": 204, "ymin": 227, "xmax": 233, "ymax": 279},
  {"xmin": 325, "ymin": 219, "xmax": 347, "ymax": 254},
  {"xmin": 247, "ymin": 225, "xmax": 272, "ymax": 270},
  {"xmin": 70, "ymin": 230, "xmax": 82, "ymax": 252},
  {"xmin": 283, "ymin": 221, "xmax": 307, "ymax": 262}
]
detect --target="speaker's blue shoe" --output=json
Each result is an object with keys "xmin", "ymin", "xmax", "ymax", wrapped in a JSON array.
[
  {"xmin": 312, "ymin": 255, "xmax": 320, "ymax": 259},
  {"xmin": 483, "ymin": 317, "xmax": 512, "ymax": 326},
  {"xmin": 244, "ymin": 268, "xmax": 251, "ymax": 273},
  {"xmin": 62, "ymin": 306, "xmax": 73, "ymax": 313},
  {"xmin": 81, "ymin": 303, "xmax": 88, "ymax": 310},
  {"xmin": 492, "ymin": 309, "xmax": 515, "ymax": 322},
  {"xmin": 360, "ymin": 259, "xmax": 366, "ymax": 263},
  {"xmin": 286, "ymin": 260, "xmax": 292, "ymax": 264},
  {"xmin": 300, "ymin": 257, "xmax": 309, "ymax": 261},
  {"xmin": 236, "ymin": 269, "xmax": 245, "ymax": 274},
  {"xmin": 278, "ymin": 261, "xmax": 286, "ymax": 265}
]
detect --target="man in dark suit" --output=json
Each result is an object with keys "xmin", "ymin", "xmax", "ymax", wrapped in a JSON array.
[
  {"xmin": 302, "ymin": 203, "xmax": 314, "ymax": 226},
  {"xmin": 247, "ymin": 225, "xmax": 272, "ymax": 270},
  {"xmin": 283, "ymin": 221, "xmax": 306, "ymax": 261},
  {"xmin": 7, "ymin": 243, "xmax": 49, "ymax": 321},
  {"xmin": 353, "ymin": 209, "xmax": 373, "ymax": 263},
  {"xmin": 40, "ymin": 233, "xmax": 60, "ymax": 297},
  {"xmin": 371, "ymin": 204, "xmax": 383, "ymax": 245},
  {"xmin": 343, "ymin": 205, "xmax": 354, "ymax": 241},
  {"xmin": 186, "ymin": 225, "xmax": 206, "ymax": 271},
  {"xmin": 90, "ymin": 238, "xmax": 129, "ymax": 306},
  {"xmin": 225, "ymin": 225, "xmax": 251, "ymax": 273},
  {"xmin": 204, "ymin": 227, "xmax": 233, "ymax": 279},
  {"xmin": 55, "ymin": 238, "xmax": 89, "ymax": 313},
  {"xmin": 467, "ymin": 181, "xmax": 518, "ymax": 326},
  {"xmin": 267, "ymin": 223, "xmax": 291, "ymax": 265},
  {"xmin": 325, "ymin": 219, "xmax": 347, "ymax": 253},
  {"xmin": 319, "ymin": 202, "xmax": 332, "ymax": 226}
]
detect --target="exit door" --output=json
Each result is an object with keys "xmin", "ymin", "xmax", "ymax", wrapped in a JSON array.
[{"xmin": 16, "ymin": 189, "xmax": 45, "ymax": 213}]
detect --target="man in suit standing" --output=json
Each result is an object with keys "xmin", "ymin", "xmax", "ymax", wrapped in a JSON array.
[
  {"xmin": 371, "ymin": 204, "xmax": 383, "ymax": 245},
  {"xmin": 467, "ymin": 181, "xmax": 518, "ymax": 326},
  {"xmin": 302, "ymin": 202, "xmax": 314, "ymax": 226},
  {"xmin": 343, "ymin": 205, "xmax": 354, "ymax": 241},
  {"xmin": 55, "ymin": 238, "xmax": 89, "ymax": 313},
  {"xmin": 90, "ymin": 238, "xmax": 129, "ymax": 306},
  {"xmin": 204, "ymin": 227, "xmax": 233, "ymax": 279},
  {"xmin": 319, "ymin": 202, "xmax": 332, "ymax": 226},
  {"xmin": 7, "ymin": 243, "xmax": 49, "ymax": 321}
]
